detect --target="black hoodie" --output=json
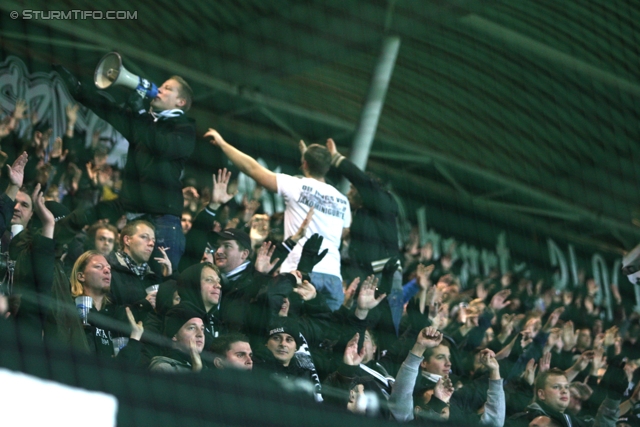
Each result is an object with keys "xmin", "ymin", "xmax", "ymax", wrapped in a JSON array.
[{"xmin": 177, "ymin": 263, "xmax": 224, "ymax": 338}]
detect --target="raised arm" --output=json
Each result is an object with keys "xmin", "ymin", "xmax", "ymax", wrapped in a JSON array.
[
  {"xmin": 205, "ymin": 129, "xmax": 277, "ymax": 192},
  {"xmin": 389, "ymin": 327, "xmax": 444, "ymax": 422},
  {"xmin": 5, "ymin": 151, "xmax": 28, "ymax": 201},
  {"xmin": 478, "ymin": 349, "xmax": 505, "ymax": 427}
]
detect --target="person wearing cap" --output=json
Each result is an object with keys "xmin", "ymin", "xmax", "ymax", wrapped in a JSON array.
[
  {"xmin": 214, "ymin": 228, "xmax": 267, "ymax": 334},
  {"xmin": 255, "ymin": 317, "xmax": 320, "ymax": 399},
  {"xmin": 205, "ymin": 130, "xmax": 351, "ymax": 311},
  {"xmin": 149, "ymin": 303, "xmax": 207, "ymax": 373},
  {"xmin": 178, "ymin": 168, "xmax": 236, "ymax": 272}
]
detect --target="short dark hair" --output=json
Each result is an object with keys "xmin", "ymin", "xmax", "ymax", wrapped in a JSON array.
[
  {"xmin": 534, "ymin": 368, "xmax": 567, "ymax": 395},
  {"xmin": 423, "ymin": 339, "xmax": 451, "ymax": 362},
  {"xmin": 303, "ymin": 144, "xmax": 331, "ymax": 178},
  {"xmin": 210, "ymin": 333, "xmax": 250, "ymax": 355},
  {"xmin": 170, "ymin": 75, "xmax": 193, "ymax": 112},
  {"xmin": 87, "ymin": 222, "xmax": 119, "ymax": 251},
  {"xmin": 119, "ymin": 219, "xmax": 155, "ymax": 248}
]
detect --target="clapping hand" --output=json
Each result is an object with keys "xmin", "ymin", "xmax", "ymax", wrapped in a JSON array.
[{"xmin": 344, "ymin": 332, "xmax": 366, "ymax": 366}]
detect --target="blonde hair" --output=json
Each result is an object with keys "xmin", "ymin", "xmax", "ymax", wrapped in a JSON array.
[{"xmin": 70, "ymin": 250, "xmax": 103, "ymax": 297}]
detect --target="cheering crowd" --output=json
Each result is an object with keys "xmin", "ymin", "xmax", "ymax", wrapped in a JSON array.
[{"xmin": 0, "ymin": 68, "xmax": 639, "ymax": 427}]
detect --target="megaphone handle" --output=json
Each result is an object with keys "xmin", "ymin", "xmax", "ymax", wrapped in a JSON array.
[{"xmin": 135, "ymin": 78, "xmax": 158, "ymax": 99}]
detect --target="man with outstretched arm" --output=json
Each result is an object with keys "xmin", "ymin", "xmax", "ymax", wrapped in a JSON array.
[{"xmin": 205, "ymin": 129, "xmax": 350, "ymax": 310}]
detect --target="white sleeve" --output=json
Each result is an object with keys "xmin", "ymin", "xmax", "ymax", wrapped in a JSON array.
[{"xmin": 276, "ymin": 173, "xmax": 295, "ymax": 198}]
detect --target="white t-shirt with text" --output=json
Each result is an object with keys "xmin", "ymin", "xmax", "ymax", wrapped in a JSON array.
[{"xmin": 276, "ymin": 174, "xmax": 351, "ymax": 279}]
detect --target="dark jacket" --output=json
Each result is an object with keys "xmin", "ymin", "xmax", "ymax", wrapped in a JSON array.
[
  {"xmin": 9, "ymin": 230, "xmax": 56, "ymax": 334},
  {"xmin": 219, "ymin": 262, "xmax": 271, "ymax": 335},
  {"xmin": 76, "ymin": 89, "xmax": 196, "ymax": 217},
  {"xmin": 107, "ymin": 251, "xmax": 160, "ymax": 310},
  {"xmin": 333, "ymin": 158, "xmax": 399, "ymax": 272},
  {"xmin": 508, "ymin": 398, "xmax": 620, "ymax": 427},
  {"xmin": 179, "ymin": 205, "xmax": 220, "ymax": 272},
  {"xmin": 176, "ymin": 263, "xmax": 225, "ymax": 338}
]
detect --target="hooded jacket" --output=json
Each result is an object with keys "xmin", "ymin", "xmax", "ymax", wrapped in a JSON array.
[{"xmin": 177, "ymin": 263, "xmax": 224, "ymax": 338}]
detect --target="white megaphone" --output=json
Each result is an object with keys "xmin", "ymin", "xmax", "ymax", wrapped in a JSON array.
[{"xmin": 94, "ymin": 52, "xmax": 158, "ymax": 99}]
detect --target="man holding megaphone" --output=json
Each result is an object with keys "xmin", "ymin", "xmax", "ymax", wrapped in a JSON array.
[{"xmin": 53, "ymin": 53, "xmax": 195, "ymax": 272}]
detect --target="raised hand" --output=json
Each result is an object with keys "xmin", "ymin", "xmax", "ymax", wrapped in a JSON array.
[
  {"xmin": 31, "ymin": 183, "xmax": 55, "ymax": 237},
  {"xmin": 604, "ymin": 326, "xmax": 619, "ymax": 347},
  {"xmin": 65, "ymin": 103, "xmax": 79, "ymax": 124},
  {"xmin": 204, "ymin": 128, "xmax": 226, "ymax": 147},
  {"xmin": 145, "ymin": 290, "xmax": 157, "ymax": 310},
  {"xmin": 546, "ymin": 307, "xmax": 566, "ymax": 330},
  {"xmin": 476, "ymin": 282, "xmax": 489, "ymax": 301},
  {"xmin": 573, "ymin": 350, "xmax": 595, "ymax": 373},
  {"xmin": 86, "ymin": 161, "xmax": 99, "ymax": 184},
  {"xmin": 416, "ymin": 263, "xmax": 434, "ymax": 290},
  {"xmin": 562, "ymin": 320, "xmax": 578, "ymax": 351},
  {"xmin": 189, "ymin": 340, "xmax": 203, "ymax": 372},
  {"xmin": 479, "ymin": 349, "xmax": 501, "ymax": 379},
  {"xmin": 522, "ymin": 358, "xmax": 537, "ymax": 385},
  {"xmin": 591, "ymin": 347, "xmax": 606, "ymax": 375},
  {"xmin": 6, "ymin": 151, "xmax": 28, "ymax": 189},
  {"xmin": 411, "ymin": 326, "xmax": 443, "ymax": 357},
  {"xmin": 126, "ymin": 307, "xmax": 144, "ymax": 341},
  {"xmin": 297, "ymin": 233, "xmax": 328, "ymax": 275},
  {"xmin": 520, "ymin": 330, "xmax": 533, "ymax": 349},
  {"xmin": 546, "ymin": 328, "xmax": 563, "ymax": 351},
  {"xmin": 325, "ymin": 138, "xmax": 338, "ymax": 156},
  {"xmin": 299, "ymin": 140, "xmax": 307, "ymax": 157},
  {"xmin": 293, "ymin": 279, "xmax": 317, "ymax": 301},
  {"xmin": 221, "ymin": 218, "xmax": 237, "ymax": 231},
  {"xmin": 490, "ymin": 289, "xmax": 511, "ymax": 311},
  {"xmin": 539, "ymin": 352, "xmax": 551, "ymax": 373},
  {"xmin": 593, "ymin": 333, "xmax": 605, "ymax": 350},
  {"xmin": 291, "ymin": 207, "xmax": 314, "ymax": 243},
  {"xmin": 50, "ymin": 137, "xmax": 68, "ymax": 161},
  {"xmin": 342, "ymin": 277, "xmax": 360, "ymax": 309},
  {"xmin": 153, "ymin": 247, "xmax": 172, "ymax": 277},
  {"xmin": 182, "ymin": 186, "xmax": 199, "ymax": 201},
  {"xmin": 254, "ymin": 241, "xmax": 279, "ymax": 274},
  {"xmin": 343, "ymin": 332, "xmax": 366, "ymax": 366},
  {"xmin": 13, "ymin": 99, "xmax": 27, "ymax": 120},
  {"xmin": 211, "ymin": 168, "xmax": 236, "ymax": 207},
  {"xmin": 433, "ymin": 375, "xmax": 454, "ymax": 403},
  {"xmin": 356, "ymin": 275, "xmax": 386, "ymax": 311}
]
